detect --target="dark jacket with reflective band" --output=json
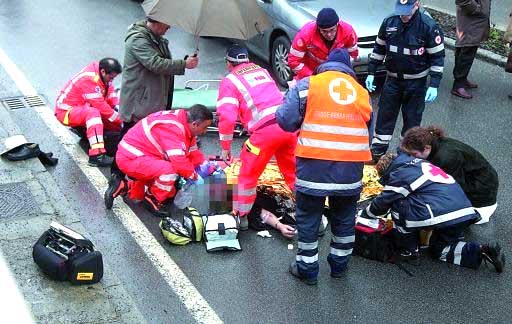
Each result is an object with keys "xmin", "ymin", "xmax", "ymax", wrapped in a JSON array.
[
  {"xmin": 368, "ymin": 153, "xmax": 479, "ymax": 230},
  {"xmin": 367, "ymin": 11, "xmax": 445, "ymax": 88},
  {"xmin": 428, "ymin": 137, "xmax": 498, "ymax": 207},
  {"xmin": 277, "ymin": 61, "xmax": 371, "ymax": 197}
]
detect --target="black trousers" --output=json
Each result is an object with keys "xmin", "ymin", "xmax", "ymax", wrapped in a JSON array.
[
  {"xmin": 371, "ymin": 77, "xmax": 427, "ymax": 157},
  {"xmin": 453, "ymin": 46, "xmax": 478, "ymax": 89},
  {"xmin": 110, "ymin": 121, "xmax": 136, "ymax": 177}
]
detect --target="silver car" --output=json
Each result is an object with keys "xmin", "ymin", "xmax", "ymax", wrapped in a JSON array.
[{"xmin": 245, "ymin": 0, "xmax": 393, "ymax": 87}]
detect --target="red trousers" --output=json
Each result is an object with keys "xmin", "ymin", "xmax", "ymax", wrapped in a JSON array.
[
  {"xmin": 116, "ymin": 153, "xmax": 178, "ymax": 203},
  {"xmin": 55, "ymin": 105, "xmax": 121, "ymax": 156},
  {"xmin": 235, "ymin": 123, "xmax": 297, "ymax": 216}
]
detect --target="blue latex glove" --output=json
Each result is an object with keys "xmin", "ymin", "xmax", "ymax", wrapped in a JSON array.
[
  {"xmin": 365, "ymin": 75, "xmax": 376, "ymax": 92},
  {"xmin": 195, "ymin": 160, "xmax": 217, "ymax": 178},
  {"xmin": 425, "ymin": 87, "xmax": 438, "ymax": 103}
]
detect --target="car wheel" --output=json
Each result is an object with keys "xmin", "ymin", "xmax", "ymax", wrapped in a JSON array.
[{"xmin": 271, "ymin": 35, "xmax": 292, "ymax": 87}]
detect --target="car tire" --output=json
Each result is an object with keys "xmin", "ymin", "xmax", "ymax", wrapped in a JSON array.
[{"xmin": 271, "ymin": 35, "xmax": 292, "ymax": 88}]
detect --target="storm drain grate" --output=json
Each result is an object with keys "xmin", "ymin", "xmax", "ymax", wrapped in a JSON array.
[
  {"xmin": 0, "ymin": 182, "xmax": 41, "ymax": 219},
  {"xmin": 1, "ymin": 95, "xmax": 46, "ymax": 110}
]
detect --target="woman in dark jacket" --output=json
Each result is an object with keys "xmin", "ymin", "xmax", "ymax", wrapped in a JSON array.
[{"xmin": 401, "ymin": 125, "xmax": 498, "ymax": 224}]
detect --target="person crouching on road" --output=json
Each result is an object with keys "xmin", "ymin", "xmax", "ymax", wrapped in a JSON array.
[
  {"xmin": 55, "ymin": 58, "xmax": 123, "ymax": 167},
  {"xmin": 361, "ymin": 152, "xmax": 504, "ymax": 273},
  {"xmin": 288, "ymin": 7, "xmax": 359, "ymax": 81},
  {"xmin": 401, "ymin": 125, "xmax": 499, "ymax": 224},
  {"xmin": 277, "ymin": 48, "xmax": 373, "ymax": 285},
  {"xmin": 104, "ymin": 105, "xmax": 214, "ymax": 215},
  {"xmin": 216, "ymin": 45, "xmax": 297, "ymax": 231}
]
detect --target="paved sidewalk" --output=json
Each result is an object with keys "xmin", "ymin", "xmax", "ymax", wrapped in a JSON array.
[{"xmin": 0, "ymin": 103, "xmax": 145, "ymax": 323}]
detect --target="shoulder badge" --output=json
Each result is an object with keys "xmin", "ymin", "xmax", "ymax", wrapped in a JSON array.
[
  {"xmin": 435, "ymin": 35, "xmax": 442, "ymax": 44},
  {"xmin": 297, "ymin": 38, "xmax": 304, "ymax": 47}
]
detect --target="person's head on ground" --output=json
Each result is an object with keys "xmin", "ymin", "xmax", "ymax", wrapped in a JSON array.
[
  {"xmin": 316, "ymin": 8, "xmax": 339, "ymax": 41},
  {"xmin": 395, "ymin": 0, "xmax": 420, "ymax": 23},
  {"xmin": 375, "ymin": 152, "xmax": 398, "ymax": 177},
  {"xmin": 99, "ymin": 58, "xmax": 122, "ymax": 84},
  {"xmin": 225, "ymin": 44, "xmax": 250, "ymax": 70},
  {"xmin": 146, "ymin": 17, "xmax": 171, "ymax": 36},
  {"xmin": 187, "ymin": 104, "xmax": 213, "ymax": 136},
  {"xmin": 326, "ymin": 48, "xmax": 352, "ymax": 68},
  {"xmin": 401, "ymin": 125, "xmax": 446, "ymax": 159}
]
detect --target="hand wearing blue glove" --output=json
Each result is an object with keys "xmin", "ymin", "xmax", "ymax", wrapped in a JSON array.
[
  {"xmin": 425, "ymin": 87, "xmax": 438, "ymax": 103},
  {"xmin": 365, "ymin": 75, "xmax": 376, "ymax": 92},
  {"xmin": 195, "ymin": 160, "xmax": 217, "ymax": 178}
]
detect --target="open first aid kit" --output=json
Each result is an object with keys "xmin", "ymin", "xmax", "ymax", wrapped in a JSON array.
[
  {"xmin": 160, "ymin": 207, "xmax": 204, "ymax": 245},
  {"xmin": 32, "ymin": 222, "xmax": 103, "ymax": 284},
  {"xmin": 202, "ymin": 213, "xmax": 241, "ymax": 252},
  {"xmin": 353, "ymin": 209, "xmax": 394, "ymax": 263}
]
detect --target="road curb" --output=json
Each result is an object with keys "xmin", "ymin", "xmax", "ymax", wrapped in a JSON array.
[
  {"xmin": 444, "ymin": 37, "xmax": 508, "ymax": 68},
  {"xmin": 0, "ymin": 102, "xmax": 146, "ymax": 323},
  {"xmin": 424, "ymin": 5, "xmax": 508, "ymax": 68}
]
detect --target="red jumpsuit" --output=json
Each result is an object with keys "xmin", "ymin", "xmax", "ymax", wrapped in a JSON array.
[
  {"xmin": 217, "ymin": 62, "xmax": 297, "ymax": 216},
  {"xmin": 55, "ymin": 62, "xmax": 122, "ymax": 156},
  {"xmin": 116, "ymin": 109, "xmax": 203, "ymax": 203},
  {"xmin": 288, "ymin": 21, "xmax": 358, "ymax": 80}
]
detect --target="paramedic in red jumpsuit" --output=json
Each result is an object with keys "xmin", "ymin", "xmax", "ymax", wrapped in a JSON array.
[
  {"xmin": 288, "ymin": 7, "xmax": 359, "ymax": 81},
  {"xmin": 217, "ymin": 45, "xmax": 297, "ymax": 230},
  {"xmin": 55, "ymin": 58, "xmax": 123, "ymax": 167},
  {"xmin": 107, "ymin": 105, "xmax": 212, "ymax": 214}
]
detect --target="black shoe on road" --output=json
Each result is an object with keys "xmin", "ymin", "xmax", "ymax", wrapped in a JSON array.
[
  {"xmin": 143, "ymin": 193, "xmax": 174, "ymax": 217},
  {"xmin": 289, "ymin": 261, "xmax": 317, "ymax": 285},
  {"xmin": 481, "ymin": 243, "xmax": 505, "ymax": 273},
  {"xmin": 88, "ymin": 154, "xmax": 113, "ymax": 167},
  {"xmin": 104, "ymin": 173, "xmax": 127, "ymax": 209}
]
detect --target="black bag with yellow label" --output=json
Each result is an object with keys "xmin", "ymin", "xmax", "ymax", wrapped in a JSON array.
[{"xmin": 32, "ymin": 222, "xmax": 103, "ymax": 285}]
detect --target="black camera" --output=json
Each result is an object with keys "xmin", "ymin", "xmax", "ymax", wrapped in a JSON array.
[{"xmin": 32, "ymin": 222, "xmax": 103, "ymax": 285}]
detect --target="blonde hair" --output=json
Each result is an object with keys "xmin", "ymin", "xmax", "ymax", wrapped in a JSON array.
[{"xmin": 375, "ymin": 152, "xmax": 397, "ymax": 177}]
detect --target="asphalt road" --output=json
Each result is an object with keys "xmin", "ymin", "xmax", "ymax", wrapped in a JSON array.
[{"xmin": 1, "ymin": 0, "xmax": 511, "ymax": 323}]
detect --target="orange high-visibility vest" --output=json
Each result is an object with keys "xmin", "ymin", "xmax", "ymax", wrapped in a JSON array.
[{"xmin": 296, "ymin": 71, "xmax": 372, "ymax": 162}]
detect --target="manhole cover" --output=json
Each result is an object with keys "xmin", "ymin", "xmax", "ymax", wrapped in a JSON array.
[
  {"xmin": 1, "ymin": 95, "xmax": 46, "ymax": 110},
  {"xmin": 0, "ymin": 183, "xmax": 41, "ymax": 218}
]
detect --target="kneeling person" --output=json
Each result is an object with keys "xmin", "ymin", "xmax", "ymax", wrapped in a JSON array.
[
  {"xmin": 104, "ymin": 105, "xmax": 213, "ymax": 213},
  {"xmin": 363, "ymin": 152, "xmax": 504, "ymax": 272},
  {"xmin": 55, "ymin": 58, "xmax": 123, "ymax": 167}
]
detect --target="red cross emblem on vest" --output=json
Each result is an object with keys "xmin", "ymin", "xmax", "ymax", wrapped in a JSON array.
[{"xmin": 329, "ymin": 78, "xmax": 356, "ymax": 105}]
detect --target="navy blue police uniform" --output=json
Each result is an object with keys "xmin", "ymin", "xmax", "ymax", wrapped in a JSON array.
[
  {"xmin": 365, "ymin": 153, "xmax": 485, "ymax": 269},
  {"xmin": 367, "ymin": 5, "xmax": 445, "ymax": 161}
]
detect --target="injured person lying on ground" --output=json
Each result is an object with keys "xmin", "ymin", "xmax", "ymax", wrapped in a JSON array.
[{"xmin": 360, "ymin": 152, "xmax": 505, "ymax": 273}]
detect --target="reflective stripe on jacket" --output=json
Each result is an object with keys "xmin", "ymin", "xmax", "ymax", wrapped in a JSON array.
[
  {"xmin": 276, "ymin": 61, "xmax": 370, "ymax": 196},
  {"xmin": 216, "ymin": 62, "xmax": 283, "ymax": 150},
  {"xmin": 117, "ymin": 109, "xmax": 204, "ymax": 178},
  {"xmin": 55, "ymin": 61, "xmax": 119, "ymax": 121},
  {"xmin": 288, "ymin": 21, "xmax": 358, "ymax": 80},
  {"xmin": 296, "ymin": 71, "xmax": 371, "ymax": 162},
  {"xmin": 367, "ymin": 11, "xmax": 445, "ymax": 88},
  {"xmin": 368, "ymin": 153, "xmax": 479, "ymax": 229}
]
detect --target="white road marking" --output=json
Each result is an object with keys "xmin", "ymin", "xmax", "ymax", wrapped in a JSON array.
[{"xmin": 0, "ymin": 47, "xmax": 223, "ymax": 324}]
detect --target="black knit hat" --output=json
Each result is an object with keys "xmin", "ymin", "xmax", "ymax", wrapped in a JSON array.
[{"xmin": 316, "ymin": 8, "xmax": 339, "ymax": 29}]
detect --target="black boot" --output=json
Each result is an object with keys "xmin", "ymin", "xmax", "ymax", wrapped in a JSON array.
[
  {"xmin": 104, "ymin": 173, "xmax": 127, "ymax": 209},
  {"xmin": 289, "ymin": 261, "xmax": 317, "ymax": 285},
  {"xmin": 88, "ymin": 154, "xmax": 113, "ymax": 167},
  {"xmin": 481, "ymin": 243, "xmax": 505, "ymax": 273},
  {"xmin": 143, "ymin": 192, "xmax": 174, "ymax": 217}
]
